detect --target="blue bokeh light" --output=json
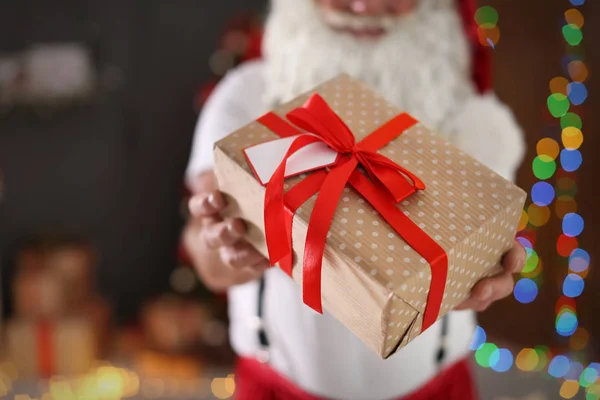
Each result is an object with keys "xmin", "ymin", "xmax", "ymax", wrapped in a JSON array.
[
  {"xmin": 567, "ymin": 82, "xmax": 588, "ymax": 105},
  {"xmin": 469, "ymin": 326, "xmax": 487, "ymax": 351},
  {"xmin": 531, "ymin": 182, "xmax": 555, "ymax": 206},
  {"xmin": 569, "ymin": 248, "xmax": 590, "ymax": 272},
  {"xmin": 514, "ymin": 278, "xmax": 538, "ymax": 304},
  {"xmin": 548, "ymin": 355, "xmax": 571, "ymax": 378},
  {"xmin": 563, "ymin": 274, "xmax": 585, "ymax": 298},
  {"xmin": 561, "ymin": 149, "xmax": 583, "ymax": 172},
  {"xmin": 563, "ymin": 212, "xmax": 584, "ymax": 237},
  {"xmin": 490, "ymin": 349, "xmax": 514, "ymax": 373},
  {"xmin": 556, "ymin": 311, "xmax": 578, "ymax": 337}
]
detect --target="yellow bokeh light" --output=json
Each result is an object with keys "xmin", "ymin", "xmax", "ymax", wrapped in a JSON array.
[
  {"xmin": 562, "ymin": 127, "xmax": 584, "ymax": 150},
  {"xmin": 550, "ymin": 77, "xmax": 569, "ymax": 95},
  {"xmin": 536, "ymin": 138, "xmax": 560, "ymax": 160},
  {"xmin": 212, "ymin": 377, "xmax": 234, "ymax": 399},
  {"xmin": 527, "ymin": 204, "xmax": 551, "ymax": 227},
  {"xmin": 565, "ymin": 9, "xmax": 584, "ymax": 29},
  {"xmin": 568, "ymin": 61, "xmax": 588, "ymax": 83},
  {"xmin": 560, "ymin": 380, "xmax": 580, "ymax": 399},
  {"xmin": 516, "ymin": 348, "xmax": 539, "ymax": 371},
  {"xmin": 0, "ymin": 362, "xmax": 18, "ymax": 381},
  {"xmin": 518, "ymin": 210, "xmax": 529, "ymax": 231}
]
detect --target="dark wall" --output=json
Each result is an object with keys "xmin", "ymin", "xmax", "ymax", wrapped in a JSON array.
[
  {"xmin": 0, "ymin": 0, "xmax": 266, "ymax": 322},
  {"xmin": 480, "ymin": 0, "xmax": 600, "ymax": 357}
]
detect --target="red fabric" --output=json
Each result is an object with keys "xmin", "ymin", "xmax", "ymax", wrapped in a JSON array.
[{"xmin": 234, "ymin": 357, "xmax": 477, "ymax": 400}]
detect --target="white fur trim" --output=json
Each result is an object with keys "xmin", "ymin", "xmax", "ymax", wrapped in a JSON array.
[{"xmin": 441, "ymin": 93, "xmax": 526, "ymax": 181}]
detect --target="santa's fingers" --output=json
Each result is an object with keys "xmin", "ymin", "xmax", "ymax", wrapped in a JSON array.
[
  {"xmin": 202, "ymin": 218, "xmax": 246, "ymax": 249},
  {"xmin": 219, "ymin": 241, "xmax": 269, "ymax": 270},
  {"xmin": 455, "ymin": 270, "xmax": 515, "ymax": 312}
]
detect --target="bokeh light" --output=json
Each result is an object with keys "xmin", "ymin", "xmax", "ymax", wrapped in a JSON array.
[
  {"xmin": 560, "ymin": 380, "xmax": 580, "ymax": 399},
  {"xmin": 548, "ymin": 93, "xmax": 571, "ymax": 117},
  {"xmin": 557, "ymin": 234, "xmax": 578, "ymax": 257},
  {"xmin": 562, "ymin": 127, "xmax": 584, "ymax": 149},
  {"xmin": 570, "ymin": 328, "xmax": 590, "ymax": 351},
  {"xmin": 528, "ymin": 204, "xmax": 551, "ymax": 227},
  {"xmin": 516, "ymin": 349, "xmax": 539, "ymax": 372},
  {"xmin": 514, "ymin": 278, "xmax": 538, "ymax": 304},
  {"xmin": 531, "ymin": 182, "xmax": 555, "ymax": 206},
  {"xmin": 556, "ymin": 310, "xmax": 578, "ymax": 336},
  {"xmin": 581, "ymin": 367, "xmax": 599, "ymax": 388},
  {"xmin": 518, "ymin": 210, "xmax": 529, "ymax": 231},
  {"xmin": 536, "ymin": 138, "xmax": 561, "ymax": 160},
  {"xmin": 490, "ymin": 349, "xmax": 514, "ymax": 373},
  {"xmin": 555, "ymin": 195, "xmax": 578, "ymax": 218},
  {"xmin": 567, "ymin": 82, "xmax": 588, "ymax": 105},
  {"xmin": 550, "ymin": 77, "xmax": 569, "ymax": 95},
  {"xmin": 563, "ymin": 274, "xmax": 585, "ymax": 298},
  {"xmin": 469, "ymin": 326, "xmax": 487, "ymax": 351},
  {"xmin": 563, "ymin": 24, "xmax": 583, "ymax": 46},
  {"xmin": 533, "ymin": 156, "xmax": 557, "ymax": 179},
  {"xmin": 549, "ymin": 355, "xmax": 571, "ymax": 378},
  {"xmin": 524, "ymin": 248, "xmax": 539, "ymax": 273},
  {"xmin": 567, "ymin": 61, "xmax": 588, "ymax": 82},
  {"xmin": 569, "ymin": 0, "xmax": 585, "ymax": 6},
  {"xmin": 569, "ymin": 248, "xmax": 590, "ymax": 273},
  {"xmin": 565, "ymin": 9, "xmax": 585, "ymax": 28},
  {"xmin": 561, "ymin": 112, "xmax": 583, "ymax": 129},
  {"xmin": 561, "ymin": 149, "xmax": 583, "ymax": 172},
  {"xmin": 474, "ymin": 6, "xmax": 498, "ymax": 27},
  {"xmin": 556, "ymin": 177, "xmax": 578, "ymax": 197},
  {"xmin": 563, "ymin": 212, "xmax": 584, "ymax": 237},
  {"xmin": 478, "ymin": 26, "xmax": 500, "ymax": 47},
  {"xmin": 475, "ymin": 343, "xmax": 498, "ymax": 368}
]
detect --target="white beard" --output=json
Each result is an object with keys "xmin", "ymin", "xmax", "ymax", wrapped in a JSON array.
[{"xmin": 262, "ymin": 0, "xmax": 476, "ymax": 134}]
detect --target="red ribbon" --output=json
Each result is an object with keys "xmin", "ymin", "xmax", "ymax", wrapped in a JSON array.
[
  {"xmin": 256, "ymin": 94, "xmax": 448, "ymax": 331},
  {"xmin": 37, "ymin": 320, "xmax": 54, "ymax": 377}
]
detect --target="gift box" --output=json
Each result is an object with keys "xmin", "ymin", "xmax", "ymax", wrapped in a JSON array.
[
  {"xmin": 4, "ymin": 318, "xmax": 97, "ymax": 377},
  {"xmin": 12, "ymin": 235, "xmax": 96, "ymax": 318},
  {"xmin": 213, "ymin": 74, "xmax": 526, "ymax": 358},
  {"xmin": 141, "ymin": 295, "xmax": 211, "ymax": 354},
  {"xmin": 13, "ymin": 269, "xmax": 69, "ymax": 318}
]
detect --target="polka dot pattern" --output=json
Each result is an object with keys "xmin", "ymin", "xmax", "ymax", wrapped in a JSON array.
[{"xmin": 215, "ymin": 74, "xmax": 527, "ymax": 358}]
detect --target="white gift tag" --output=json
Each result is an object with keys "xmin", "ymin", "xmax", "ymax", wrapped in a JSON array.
[{"xmin": 244, "ymin": 135, "xmax": 339, "ymax": 185}]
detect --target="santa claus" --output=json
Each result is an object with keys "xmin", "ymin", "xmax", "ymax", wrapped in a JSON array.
[{"xmin": 184, "ymin": 0, "xmax": 527, "ymax": 399}]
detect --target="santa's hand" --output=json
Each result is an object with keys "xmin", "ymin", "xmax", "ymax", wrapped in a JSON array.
[
  {"xmin": 455, "ymin": 241, "xmax": 526, "ymax": 312},
  {"xmin": 187, "ymin": 190, "xmax": 269, "ymax": 289}
]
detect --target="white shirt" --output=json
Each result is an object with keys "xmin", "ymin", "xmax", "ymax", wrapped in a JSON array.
[{"xmin": 186, "ymin": 60, "xmax": 523, "ymax": 400}]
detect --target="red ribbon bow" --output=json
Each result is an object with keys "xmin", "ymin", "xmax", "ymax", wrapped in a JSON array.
[{"xmin": 255, "ymin": 94, "xmax": 448, "ymax": 331}]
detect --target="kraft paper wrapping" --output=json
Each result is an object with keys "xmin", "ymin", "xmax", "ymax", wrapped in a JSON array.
[
  {"xmin": 5, "ymin": 318, "xmax": 97, "ymax": 376},
  {"xmin": 214, "ymin": 74, "xmax": 527, "ymax": 359}
]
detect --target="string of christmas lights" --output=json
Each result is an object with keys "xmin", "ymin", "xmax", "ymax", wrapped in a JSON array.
[{"xmin": 470, "ymin": 1, "xmax": 598, "ymax": 398}]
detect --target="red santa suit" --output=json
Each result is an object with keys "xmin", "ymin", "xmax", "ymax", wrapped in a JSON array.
[{"xmin": 186, "ymin": 0, "xmax": 525, "ymax": 399}]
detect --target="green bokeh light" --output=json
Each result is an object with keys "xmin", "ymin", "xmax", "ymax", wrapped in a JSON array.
[
  {"xmin": 524, "ymin": 249, "xmax": 539, "ymax": 273},
  {"xmin": 533, "ymin": 156, "xmax": 557, "ymax": 180},
  {"xmin": 548, "ymin": 93, "xmax": 571, "ymax": 118},
  {"xmin": 476, "ymin": 343, "xmax": 499, "ymax": 368},
  {"xmin": 563, "ymin": 24, "xmax": 583, "ymax": 46},
  {"xmin": 561, "ymin": 112, "xmax": 583, "ymax": 130},
  {"xmin": 475, "ymin": 6, "xmax": 499, "ymax": 28}
]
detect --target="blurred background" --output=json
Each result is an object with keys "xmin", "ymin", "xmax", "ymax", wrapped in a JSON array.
[{"xmin": 0, "ymin": 0, "xmax": 597, "ymax": 399}]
